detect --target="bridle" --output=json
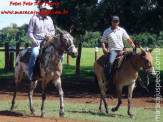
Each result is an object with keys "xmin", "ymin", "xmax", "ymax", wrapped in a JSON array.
[
  {"xmin": 144, "ymin": 60, "xmax": 154, "ymax": 73},
  {"xmin": 130, "ymin": 52, "xmax": 154, "ymax": 73},
  {"xmin": 61, "ymin": 33, "xmax": 75, "ymax": 53},
  {"xmin": 65, "ymin": 44, "xmax": 75, "ymax": 51},
  {"xmin": 130, "ymin": 53, "xmax": 140, "ymax": 71}
]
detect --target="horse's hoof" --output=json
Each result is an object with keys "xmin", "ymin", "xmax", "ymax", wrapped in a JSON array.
[
  {"xmin": 59, "ymin": 112, "xmax": 64, "ymax": 117},
  {"xmin": 112, "ymin": 107, "xmax": 118, "ymax": 112},
  {"xmin": 106, "ymin": 109, "xmax": 109, "ymax": 114},
  {"xmin": 99, "ymin": 107, "xmax": 102, "ymax": 113},
  {"xmin": 41, "ymin": 113, "xmax": 46, "ymax": 118},
  {"xmin": 32, "ymin": 111, "xmax": 36, "ymax": 116},
  {"xmin": 10, "ymin": 107, "xmax": 14, "ymax": 111},
  {"xmin": 130, "ymin": 115, "xmax": 135, "ymax": 119}
]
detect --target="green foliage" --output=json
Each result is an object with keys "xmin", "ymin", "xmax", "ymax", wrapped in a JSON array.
[
  {"xmin": 128, "ymin": 33, "xmax": 157, "ymax": 48},
  {"xmin": 0, "ymin": 23, "xmax": 29, "ymax": 47},
  {"xmin": 75, "ymin": 31, "xmax": 101, "ymax": 47},
  {"xmin": 52, "ymin": 0, "xmax": 163, "ymax": 35}
]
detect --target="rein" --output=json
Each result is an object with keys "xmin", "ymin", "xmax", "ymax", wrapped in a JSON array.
[
  {"xmin": 129, "ymin": 52, "xmax": 152, "ymax": 92},
  {"xmin": 66, "ymin": 44, "xmax": 75, "ymax": 51},
  {"xmin": 130, "ymin": 53, "xmax": 141, "ymax": 71}
]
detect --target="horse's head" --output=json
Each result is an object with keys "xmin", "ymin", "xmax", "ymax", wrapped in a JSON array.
[
  {"xmin": 57, "ymin": 28, "xmax": 78, "ymax": 58},
  {"xmin": 140, "ymin": 46, "xmax": 156, "ymax": 77}
]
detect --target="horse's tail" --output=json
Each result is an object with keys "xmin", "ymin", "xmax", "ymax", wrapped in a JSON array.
[
  {"xmin": 94, "ymin": 62, "xmax": 107, "ymax": 93},
  {"xmin": 14, "ymin": 51, "xmax": 25, "ymax": 86},
  {"xmin": 94, "ymin": 74, "xmax": 100, "ymax": 90}
]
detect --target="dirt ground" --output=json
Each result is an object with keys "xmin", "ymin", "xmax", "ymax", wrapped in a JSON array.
[{"xmin": 0, "ymin": 79, "xmax": 162, "ymax": 122}]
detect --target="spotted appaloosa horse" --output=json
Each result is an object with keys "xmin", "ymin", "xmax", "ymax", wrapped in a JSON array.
[
  {"xmin": 10, "ymin": 28, "xmax": 78, "ymax": 117},
  {"xmin": 94, "ymin": 47, "xmax": 156, "ymax": 119}
]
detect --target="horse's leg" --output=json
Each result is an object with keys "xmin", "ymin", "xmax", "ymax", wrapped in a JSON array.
[
  {"xmin": 128, "ymin": 83, "xmax": 135, "ymax": 119},
  {"xmin": 53, "ymin": 77, "xmax": 64, "ymax": 117},
  {"xmin": 10, "ymin": 82, "xmax": 18, "ymax": 111},
  {"xmin": 96, "ymin": 73, "xmax": 109, "ymax": 113},
  {"xmin": 96, "ymin": 74, "xmax": 109, "ymax": 113},
  {"xmin": 112, "ymin": 85, "xmax": 122, "ymax": 112},
  {"xmin": 41, "ymin": 81, "xmax": 47, "ymax": 118},
  {"xmin": 10, "ymin": 64, "xmax": 23, "ymax": 111},
  {"xmin": 101, "ymin": 94, "xmax": 109, "ymax": 113},
  {"xmin": 28, "ymin": 80, "xmax": 38, "ymax": 115},
  {"xmin": 99, "ymin": 97, "xmax": 103, "ymax": 112}
]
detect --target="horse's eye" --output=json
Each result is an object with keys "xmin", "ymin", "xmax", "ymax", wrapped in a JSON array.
[{"xmin": 145, "ymin": 59, "xmax": 149, "ymax": 63}]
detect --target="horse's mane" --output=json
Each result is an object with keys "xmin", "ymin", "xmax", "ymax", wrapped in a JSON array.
[
  {"xmin": 32, "ymin": 30, "xmax": 69, "ymax": 79},
  {"xmin": 38, "ymin": 36, "xmax": 63, "ymax": 68}
]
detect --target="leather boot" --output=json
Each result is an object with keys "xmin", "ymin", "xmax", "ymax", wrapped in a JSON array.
[{"xmin": 104, "ymin": 63, "xmax": 113, "ymax": 81}]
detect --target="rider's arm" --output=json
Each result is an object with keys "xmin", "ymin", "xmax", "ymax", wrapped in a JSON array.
[
  {"xmin": 101, "ymin": 30, "xmax": 108, "ymax": 55},
  {"xmin": 122, "ymin": 29, "xmax": 135, "ymax": 49},
  {"xmin": 101, "ymin": 42, "xmax": 108, "ymax": 55},
  {"xmin": 127, "ymin": 38, "xmax": 135, "ymax": 49},
  {"xmin": 28, "ymin": 17, "xmax": 37, "ymax": 43}
]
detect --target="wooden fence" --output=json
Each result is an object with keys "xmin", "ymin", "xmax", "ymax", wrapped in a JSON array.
[
  {"xmin": 0, "ymin": 42, "xmax": 29, "ymax": 70},
  {"xmin": 0, "ymin": 42, "xmax": 82, "ymax": 75}
]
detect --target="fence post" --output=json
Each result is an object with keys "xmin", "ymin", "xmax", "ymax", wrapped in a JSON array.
[
  {"xmin": 4, "ymin": 42, "xmax": 10, "ymax": 70},
  {"xmin": 67, "ymin": 54, "xmax": 70, "ymax": 65},
  {"xmin": 16, "ymin": 42, "xmax": 20, "ymax": 57},
  {"xmin": 25, "ymin": 42, "xmax": 29, "ymax": 48},
  {"xmin": 76, "ymin": 42, "xmax": 82, "ymax": 75},
  {"xmin": 95, "ymin": 47, "xmax": 98, "ymax": 61},
  {"xmin": 9, "ymin": 46, "xmax": 15, "ymax": 70}
]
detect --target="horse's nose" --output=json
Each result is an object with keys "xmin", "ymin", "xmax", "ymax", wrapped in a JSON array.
[
  {"xmin": 74, "ymin": 51, "xmax": 78, "ymax": 57},
  {"xmin": 71, "ymin": 52, "xmax": 78, "ymax": 58},
  {"xmin": 152, "ymin": 71, "xmax": 157, "ymax": 77},
  {"xmin": 148, "ymin": 70, "xmax": 156, "ymax": 77}
]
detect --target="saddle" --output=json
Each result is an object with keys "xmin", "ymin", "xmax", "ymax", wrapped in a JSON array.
[
  {"xmin": 97, "ymin": 50, "xmax": 128, "ymax": 70},
  {"xmin": 97, "ymin": 50, "xmax": 129, "ymax": 84},
  {"xmin": 19, "ymin": 39, "xmax": 49, "ymax": 81},
  {"xmin": 19, "ymin": 38, "xmax": 50, "ymax": 64}
]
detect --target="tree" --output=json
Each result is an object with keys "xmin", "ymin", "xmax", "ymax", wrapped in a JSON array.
[
  {"xmin": 0, "ymin": 23, "xmax": 29, "ymax": 47},
  {"xmin": 51, "ymin": 0, "xmax": 162, "ymax": 35}
]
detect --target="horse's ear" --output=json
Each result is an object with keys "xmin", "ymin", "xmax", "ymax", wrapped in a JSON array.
[
  {"xmin": 140, "ymin": 46, "xmax": 145, "ymax": 56},
  {"xmin": 140, "ymin": 46, "xmax": 145, "ymax": 52},
  {"xmin": 148, "ymin": 47, "xmax": 154, "ymax": 53},
  {"xmin": 56, "ymin": 26, "xmax": 63, "ymax": 34},
  {"xmin": 69, "ymin": 24, "xmax": 74, "ymax": 34}
]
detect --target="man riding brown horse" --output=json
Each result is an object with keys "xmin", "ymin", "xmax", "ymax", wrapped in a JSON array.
[{"xmin": 101, "ymin": 16, "xmax": 135, "ymax": 81}]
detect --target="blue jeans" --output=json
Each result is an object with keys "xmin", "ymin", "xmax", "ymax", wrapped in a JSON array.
[
  {"xmin": 105, "ymin": 50, "xmax": 121, "ymax": 80},
  {"xmin": 61, "ymin": 55, "xmax": 64, "ymax": 63},
  {"xmin": 28, "ymin": 39, "xmax": 43, "ymax": 79},
  {"xmin": 108, "ymin": 50, "xmax": 121, "ymax": 64}
]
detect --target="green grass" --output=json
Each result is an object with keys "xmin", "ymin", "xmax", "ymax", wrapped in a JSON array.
[
  {"xmin": 61, "ymin": 48, "xmax": 163, "ymax": 82},
  {"xmin": 0, "ymin": 100, "xmax": 162, "ymax": 122}
]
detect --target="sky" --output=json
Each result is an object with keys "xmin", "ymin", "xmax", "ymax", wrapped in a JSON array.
[
  {"xmin": 0, "ymin": 0, "xmax": 102, "ymax": 29},
  {"xmin": 0, "ymin": 0, "xmax": 38, "ymax": 29}
]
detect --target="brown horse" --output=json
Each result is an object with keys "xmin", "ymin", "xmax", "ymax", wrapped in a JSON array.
[{"xmin": 94, "ymin": 47, "xmax": 156, "ymax": 119}]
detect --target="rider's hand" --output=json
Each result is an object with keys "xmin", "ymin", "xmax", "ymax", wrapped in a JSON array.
[
  {"xmin": 103, "ymin": 48, "xmax": 108, "ymax": 55},
  {"xmin": 131, "ymin": 43, "xmax": 135, "ymax": 49},
  {"xmin": 45, "ymin": 34, "xmax": 51, "ymax": 39},
  {"xmin": 33, "ymin": 41, "xmax": 39, "ymax": 46}
]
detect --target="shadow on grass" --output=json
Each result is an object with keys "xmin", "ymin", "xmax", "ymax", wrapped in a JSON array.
[
  {"xmin": 68, "ymin": 110, "xmax": 125, "ymax": 118},
  {"xmin": 0, "ymin": 110, "xmax": 23, "ymax": 116}
]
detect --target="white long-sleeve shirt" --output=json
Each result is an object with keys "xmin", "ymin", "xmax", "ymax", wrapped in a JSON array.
[
  {"xmin": 28, "ymin": 14, "xmax": 55, "ymax": 43},
  {"xmin": 101, "ymin": 26, "xmax": 130, "ymax": 50}
]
